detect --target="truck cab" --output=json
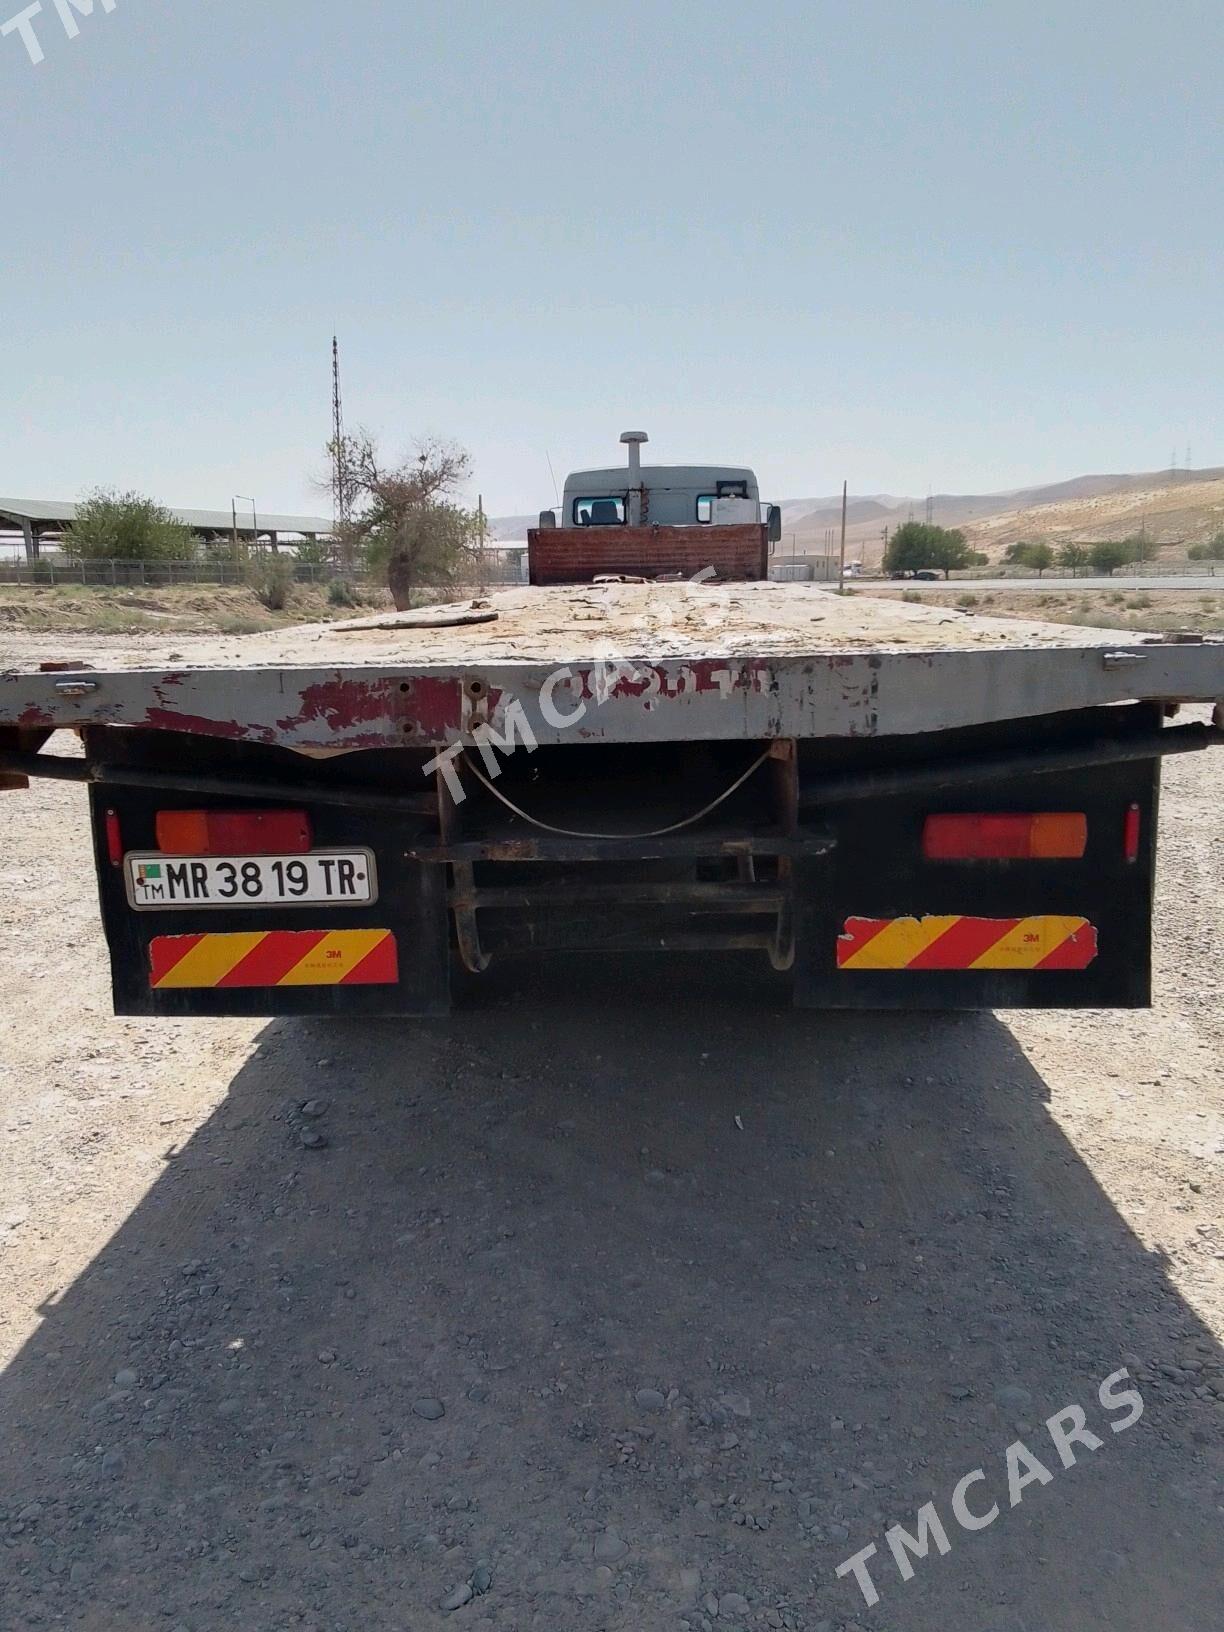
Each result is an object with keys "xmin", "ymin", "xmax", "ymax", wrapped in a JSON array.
[
  {"xmin": 558, "ymin": 465, "xmax": 762, "ymax": 529},
  {"xmin": 542, "ymin": 431, "xmax": 777, "ymax": 533},
  {"xmin": 532, "ymin": 432, "xmax": 781, "ymax": 585}
]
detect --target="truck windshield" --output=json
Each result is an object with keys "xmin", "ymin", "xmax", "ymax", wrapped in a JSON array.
[
  {"xmin": 697, "ymin": 482, "xmax": 750, "ymax": 522},
  {"xmin": 573, "ymin": 496, "xmax": 626, "ymax": 526}
]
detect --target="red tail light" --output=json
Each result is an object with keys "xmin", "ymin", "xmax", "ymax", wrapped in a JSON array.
[
  {"xmin": 923, "ymin": 812, "xmax": 1088, "ymax": 860},
  {"xmin": 105, "ymin": 808, "xmax": 123, "ymax": 866},
  {"xmin": 1124, "ymin": 803, "xmax": 1141, "ymax": 863},
  {"xmin": 155, "ymin": 810, "xmax": 312, "ymax": 856}
]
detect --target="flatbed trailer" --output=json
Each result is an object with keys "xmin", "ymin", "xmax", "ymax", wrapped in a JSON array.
[{"xmin": 3, "ymin": 580, "xmax": 1222, "ymax": 1017}]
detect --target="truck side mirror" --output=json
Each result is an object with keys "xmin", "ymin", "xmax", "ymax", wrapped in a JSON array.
[
  {"xmin": 537, "ymin": 510, "xmax": 556, "ymax": 529},
  {"xmin": 766, "ymin": 505, "xmax": 782, "ymax": 543}
]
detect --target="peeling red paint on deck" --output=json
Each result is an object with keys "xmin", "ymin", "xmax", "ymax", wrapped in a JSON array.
[
  {"xmin": 142, "ymin": 708, "xmax": 276, "ymax": 745},
  {"xmin": 277, "ymin": 675, "xmax": 461, "ymax": 741},
  {"xmin": 281, "ymin": 677, "xmax": 394, "ymax": 733}
]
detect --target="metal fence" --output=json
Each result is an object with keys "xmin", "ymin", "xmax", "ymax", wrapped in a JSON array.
[
  {"xmin": 958, "ymin": 560, "xmax": 1221, "ymax": 581},
  {"xmin": 0, "ymin": 556, "xmax": 354, "ymax": 588},
  {"xmin": 0, "ymin": 552, "xmax": 529, "ymax": 590}
]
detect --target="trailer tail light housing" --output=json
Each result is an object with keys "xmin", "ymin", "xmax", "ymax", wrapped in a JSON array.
[
  {"xmin": 105, "ymin": 808, "xmax": 123, "ymax": 866},
  {"xmin": 922, "ymin": 812, "xmax": 1088, "ymax": 860},
  {"xmin": 1124, "ymin": 802, "xmax": 1141, "ymax": 862},
  {"xmin": 155, "ymin": 809, "xmax": 312, "ymax": 856}
]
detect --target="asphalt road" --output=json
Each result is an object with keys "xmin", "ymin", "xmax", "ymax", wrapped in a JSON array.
[{"xmin": 848, "ymin": 576, "xmax": 1224, "ymax": 592}]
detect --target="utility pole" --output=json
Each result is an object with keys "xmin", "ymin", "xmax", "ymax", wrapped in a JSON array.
[
  {"xmin": 331, "ymin": 337, "xmax": 350, "ymax": 525},
  {"xmin": 476, "ymin": 493, "xmax": 488, "ymax": 590},
  {"xmin": 331, "ymin": 336, "xmax": 354, "ymax": 576},
  {"xmin": 838, "ymin": 479, "xmax": 848, "ymax": 592}
]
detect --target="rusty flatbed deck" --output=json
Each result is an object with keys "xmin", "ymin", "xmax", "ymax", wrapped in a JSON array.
[{"xmin": 3, "ymin": 583, "xmax": 1223, "ymax": 753}]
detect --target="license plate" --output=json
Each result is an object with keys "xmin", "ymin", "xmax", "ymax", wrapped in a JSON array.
[{"xmin": 124, "ymin": 850, "xmax": 377, "ymax": 911}]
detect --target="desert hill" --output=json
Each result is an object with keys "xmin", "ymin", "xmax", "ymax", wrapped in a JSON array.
[{"xmin": 782, "ymin": 467, "xmax": 1224, "ymax": 565}]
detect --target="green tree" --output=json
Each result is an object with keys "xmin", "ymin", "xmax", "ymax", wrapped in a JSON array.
[
  {"xmin": 1123, "ymin": 533, "xmax": 1156, "ymax": 563},
  {"xmin": 1186, "ymin": 533, "xmax": 1224, "ymax": 561},
  {"xmin": 884, "ymin": 521, "xmax": 970, "ymax": 578},
  {"xmin": 342, "ymin": 435, "xmax": 480, "ymax": 610},
  {"xmin": 293, "ymin": 536, "xmax": 336, "ymax": 569},
  {"xmin": 1059, "ymin": 542, "xmax": 1089, "ymax": 575},
  {"xmin": 884, "ymin": 521, "xmax": 938, "ymax": 575},
  {"xmin": 64, "ymin": 490, "xmax": 196, "ymax": 563},
  {"xmin": 1088, "ymin": 540, "xmax": 1132, "ymax": 576},
  {"xmin": 1004, "ymin": 541, "xmax": 1053, "ymax": 574},
  {"xmin": 930, "ymin": 528, "xmax": 971, "ymax": 579}
]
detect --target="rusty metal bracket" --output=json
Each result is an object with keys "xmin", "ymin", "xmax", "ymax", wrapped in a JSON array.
[
  {"xmin": 409, "ymin": 827, "xmax": 836, "ymax": 864},
  {"xmin": 0, "ymin": 729, "xmax": 52, "ymax": 792},
  {"xmin": 450, "ymin": 861, "xmax": 491, "ymax": 973}
]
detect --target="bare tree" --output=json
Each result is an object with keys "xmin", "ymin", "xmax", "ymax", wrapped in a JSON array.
[{"xmin": 336, "ymin": 435, "xmax": 480, "ymax": 609}]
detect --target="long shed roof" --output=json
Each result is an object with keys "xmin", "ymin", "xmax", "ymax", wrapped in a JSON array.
[{"xmin": 0, "ymin": 498, "xmax": 334, "ymax": 535}]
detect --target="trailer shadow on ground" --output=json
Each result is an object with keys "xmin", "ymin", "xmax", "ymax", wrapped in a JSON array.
[{"xmin": 0, "ymin": 957, "xmax": 1219, "ymax": 1632}]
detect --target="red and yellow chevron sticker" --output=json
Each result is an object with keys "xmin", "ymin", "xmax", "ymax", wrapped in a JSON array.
[
  {"xmin": 837, "ymin": 915, "xmax": 1097, "ymax": 971},
  {"xmin": 149, "ymin": 930, "xmax": 398, "ymax": 989}
]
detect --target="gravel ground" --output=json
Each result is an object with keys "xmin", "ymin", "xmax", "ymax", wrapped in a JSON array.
[
  {"xmin": 0, "ymin": 729, "xmax": 1220, "ymax": 1632},
  {"xmin": 854, "ymin": 586, "xmax": 1224, "ymax": 637}
]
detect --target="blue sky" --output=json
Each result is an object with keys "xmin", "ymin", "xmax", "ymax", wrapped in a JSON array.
[{"xmin": 1, "ymin": 0, "xmax": 1220, "ymax": 516}]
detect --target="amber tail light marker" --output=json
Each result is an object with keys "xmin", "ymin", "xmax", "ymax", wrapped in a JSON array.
[
  {"xmin": 154, "ymin": 810, "xmax": 312, "ymax": 856},
  {"xmin": 922, "ymin": 812, "xmax": 1088, "ymax": 861}
]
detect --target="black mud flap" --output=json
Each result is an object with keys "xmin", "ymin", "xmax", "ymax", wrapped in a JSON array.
[
  {"xmin": 793, "ymin": 705, "xmax": 1161, "ymax": 1010},
  {"xmin": 86, "ymin": 730, "xmax": 450, "ymax": 1018}
]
